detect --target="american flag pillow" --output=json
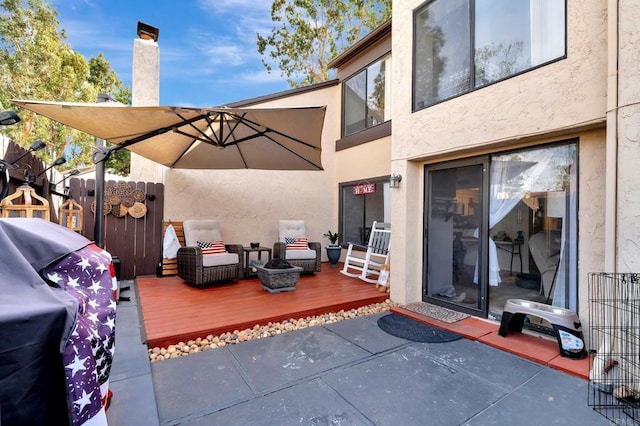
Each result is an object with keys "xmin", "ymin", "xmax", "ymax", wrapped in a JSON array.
[
  {"xmin": 197, "ymin": 240, "xmax": 226, "ymax": 254},
  {"xmin": 286, "ymin": 236, "xmax": 308, "ymax": 250}
]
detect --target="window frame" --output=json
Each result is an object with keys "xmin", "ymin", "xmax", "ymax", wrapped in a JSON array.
[
  {"xmin": 412, "ymin": 0, "xmax": 568, "ymax": 112},
  {"xmin": 338, "ymin": 176, "xmax": 391, "ymax": 247},
  {"xmin": 341, "ymin": 53, "xmax": 391, "ymax": 138}
]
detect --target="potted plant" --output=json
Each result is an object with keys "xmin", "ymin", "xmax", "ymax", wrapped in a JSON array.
[{"xmin": 323, "ymin": 230, "xmax": 342, "ymax": 267}]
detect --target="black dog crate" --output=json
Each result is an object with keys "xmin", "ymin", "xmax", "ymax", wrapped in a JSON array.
[{"xmin": 588, "ymin": 272, "xmax": 640, "ymax": 425}]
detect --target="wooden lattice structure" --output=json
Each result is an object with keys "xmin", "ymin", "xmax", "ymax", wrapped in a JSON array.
[
  {"xmin": 58, "ymin": 199, "xmax": 84, "ymax": 232},
  {"xmin": 0, "ymin": 183, "xmax": 50, "ymax": 220}
]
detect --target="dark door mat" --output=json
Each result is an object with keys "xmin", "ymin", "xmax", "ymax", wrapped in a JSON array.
[{"xmin": 377, "ymin": 314, "xmax": 463, "ymax": 343}]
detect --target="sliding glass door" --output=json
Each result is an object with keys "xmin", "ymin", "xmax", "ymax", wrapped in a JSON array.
[
  {"xmin": 424, "ymin": 158, "xmax": 488, "ymax": 314},
  {"xmin": 424, "ymin": 141, "xmax": 578, "ymax": 320}
]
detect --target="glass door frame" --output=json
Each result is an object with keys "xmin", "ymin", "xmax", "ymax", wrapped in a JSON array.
[{"xmin": 423, "ymin": 156, "xmax": 490, "ymax": 317}]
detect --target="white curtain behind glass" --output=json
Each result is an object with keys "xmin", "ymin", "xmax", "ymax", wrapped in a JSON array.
[
  {"xmin": 530, "ymin": 0, "xmax": 565, "ymax": 66},
  {"xmin": 475, "ymin": 157, "xmax": 551, "ymax": 286}
]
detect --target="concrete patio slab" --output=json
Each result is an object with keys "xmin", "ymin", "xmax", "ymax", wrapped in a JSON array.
[
  {"xmin": 228, "ymin": 326, "xmax": 371, "ymax": 393},
  {"xmin": 467, "ymin": 367, "xmax": 609, "ymax": 425},
  {"xmin": 322, "ymin": 313, "xmax": 410, "ymax": 354},
  {"xmin": 151, "ymin": 348, "xmax": 254, "ymax": 424},
  {"xmin": 106, "ymin": 281, "xmax": 159, "ymax": 426},
  {"xmin": 108, "ymin": 303, "xmax": 151, "ymax": 382},
  {"xmin": 420, "ymin": 338, "xmax": 543, "ymax": 392},
  {"xmin": 322, "ymin": 343, "xmax": 507, "ymax": 426},
  {"xmin": 185, "ymin": 378, "xmax": 372, "ymax": 426}
]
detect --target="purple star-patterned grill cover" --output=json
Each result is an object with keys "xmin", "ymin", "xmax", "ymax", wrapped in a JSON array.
[{"xmin": 0, "ymin": 218, "xmax": 117, "ymax": 425}]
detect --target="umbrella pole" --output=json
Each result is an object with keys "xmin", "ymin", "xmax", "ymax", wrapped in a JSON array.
[
  {"xmin": 93, "ymin": 93, "xmax": 114, "ymax": 249},
  {"xmin": 94, "ymin": 148, "xmax": 106, "ymax": 248}
]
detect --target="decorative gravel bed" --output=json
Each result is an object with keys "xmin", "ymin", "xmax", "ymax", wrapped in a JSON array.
[{"xmin": 148, "ymin": 299, "xmax": 396, "ymax": 362}]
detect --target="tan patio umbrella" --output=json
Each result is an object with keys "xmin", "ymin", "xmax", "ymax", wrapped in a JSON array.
[
  {"xmin": 10, "ymin": 100, "xmax": 326, "ymax": 171},
  {"xmin": 12, "ymin": 99, "xmax": 326, "ymax": 248}
]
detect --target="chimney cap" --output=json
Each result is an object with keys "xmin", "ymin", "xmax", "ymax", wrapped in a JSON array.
[{"xmin": 137, "ymin": 21, "xmax": 159, "ymax": 42}]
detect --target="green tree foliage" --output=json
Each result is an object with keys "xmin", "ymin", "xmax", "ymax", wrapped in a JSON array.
[
  {"xmin": 0, "ymin": 0, "xmax": 131, "ymax": 174},
  {"xmin": 257, "ymin": 0, "xmax": 391, "ymax": 87}
]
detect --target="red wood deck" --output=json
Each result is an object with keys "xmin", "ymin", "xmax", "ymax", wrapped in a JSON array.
[{"xmin": 136, "ymin": 263, "xmax": 388, "ymax": 348}]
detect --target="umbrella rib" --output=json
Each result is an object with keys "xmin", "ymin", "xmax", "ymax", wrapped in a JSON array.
[
  {"xmin": 222, "ymin": 113, "xmax": 322, "ymax": 169},
  {"xmin": 224, "ymin": 129, "xmax": 322, "ymax": 170},
  {"xmin": 218, "ymin": 112, "xmax": 251, "ymax": 167},
  {"xmin": 219, "ymin": 112, "xmax": 244, "ymax": 145},
  {"xmin": 174, "ymin": 112, "xmax": 223, "ymax": 146},
  {"xmin": 225, "ymin": 112, "xmax": 320, "ymax": 150},
  {"xmin": 169, "ymin": 112, "xmax": 233, "ymax": 167},
  {"xmin": 114, "ymin": 113, "xmax": 207, "ymax": 150}
]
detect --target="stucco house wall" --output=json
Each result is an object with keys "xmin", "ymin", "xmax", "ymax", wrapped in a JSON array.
[
  {"xmin": 390, "ymin": 0, "xmax": 610, "ymax": 312},
  {"xmin": 615, "ymin": 0, "xmax": 640, "ymax": 272},
  {"xmin": 335, "ymin": 136, "xmax": 391, "ymax": 184}
]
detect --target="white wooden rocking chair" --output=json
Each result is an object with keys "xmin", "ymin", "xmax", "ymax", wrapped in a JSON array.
[{"xmin": 340, "ymin": 221, "xmax": 391, "ymax": 283}]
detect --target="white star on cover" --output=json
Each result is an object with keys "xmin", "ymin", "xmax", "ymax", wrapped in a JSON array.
[{"xmin": 44, "ymin": 244, "xmax": 117, "ymax": 425}]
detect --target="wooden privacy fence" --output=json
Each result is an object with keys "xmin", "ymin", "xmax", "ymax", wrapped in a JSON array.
[{"xmin": 68, "ymin": 178, "xmax": 165, "ymax": 280}]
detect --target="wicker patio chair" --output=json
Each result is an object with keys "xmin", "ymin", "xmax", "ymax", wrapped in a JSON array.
[
  {"xmin": 177, "ymin": 220, "xmax": 244, "ymax": 287},
  {"xmin": 273, "ymin": 220, "xmax": 321, "ymax": 273}
]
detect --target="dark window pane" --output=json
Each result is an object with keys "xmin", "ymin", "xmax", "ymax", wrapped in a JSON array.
[
  {"xmin": 344, "ymin": 71, "xmax": 367, "ymax": 136},
  {"xmin": 366, "ymin": 58, "xmax": 387, "ymax": 127},
  {"xmin": 341, "ymin": 182, "xmax": 389, "ymax": 246},
  {"xmin": 475, "ymin": 0, "xmax": 530, "ymax": 87},
  {"xmin": 413, "ymin": 0, "xmax": 565, "ymax": 109},
  {"xmin": 364, "ymin": 185, "xmax": 385, "ymax": 242},
  {"xmin": 342, "ymin": 186, "xmax": 365, "ymax": 244},
  {"xmin": 343, "ymin": 55, "xmax": 391, "ymax": 137},
  {"xmin": 414, "ymin": 0, "xmax": 471, "ymax": 109}
]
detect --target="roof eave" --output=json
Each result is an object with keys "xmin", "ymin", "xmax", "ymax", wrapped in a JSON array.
[{"xmin": 327, "ymin": 18, "xmax": 392, "ymax": 70}]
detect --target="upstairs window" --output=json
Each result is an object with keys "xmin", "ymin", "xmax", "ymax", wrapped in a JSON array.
[
  {"xmin": 343, "ymin": 54, "xmax": 392, "ymax": 137},
  {"xmin": 413, "ymin": 0, "xmax": 566, "ymax": 111}
]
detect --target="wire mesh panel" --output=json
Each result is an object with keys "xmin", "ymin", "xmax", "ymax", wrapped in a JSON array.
[{"xmin": 588, "ymin": 272, "xmax": 640, "ymax": 425}]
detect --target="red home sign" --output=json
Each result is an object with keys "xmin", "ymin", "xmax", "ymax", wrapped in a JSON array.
[{"xmin": 353, "ymin": 183, "xmax": 376, "ymax": 195}]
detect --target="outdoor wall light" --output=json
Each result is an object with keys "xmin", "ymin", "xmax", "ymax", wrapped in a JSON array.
[
  {"xmin": 53, "ymin": 168, "xmax": 80, "ymax": 185},
  {"xmin": 9, "ymin": 140, "xmax": 46, "ymax": 166},
  {"xmin": 389, "ymin": 172, "xmax": 402, "ymax": 189},
  {"xmin": 50, "ymin": 169, "xmax": 80, "ymax": 193},
  {"xmin": 36, "ymin": 156, "xmax": 66, "ymax": 178},
  {"xmin": 0, "ymin": 110, "xmax": 20, "ymax": 126}
]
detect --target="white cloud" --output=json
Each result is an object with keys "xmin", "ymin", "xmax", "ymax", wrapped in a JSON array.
[
  {"xmin": 203, "ymin": 44, "xmax": 248, "ymax": 66},
  {"xmin": 239, "ymin": 68, "xmax": 288, "ymax": 84}
]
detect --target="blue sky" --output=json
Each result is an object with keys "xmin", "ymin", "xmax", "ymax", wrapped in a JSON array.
[{"xmin": 52, "ymin": 0, "xmax": 293, "ymax": 107}]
